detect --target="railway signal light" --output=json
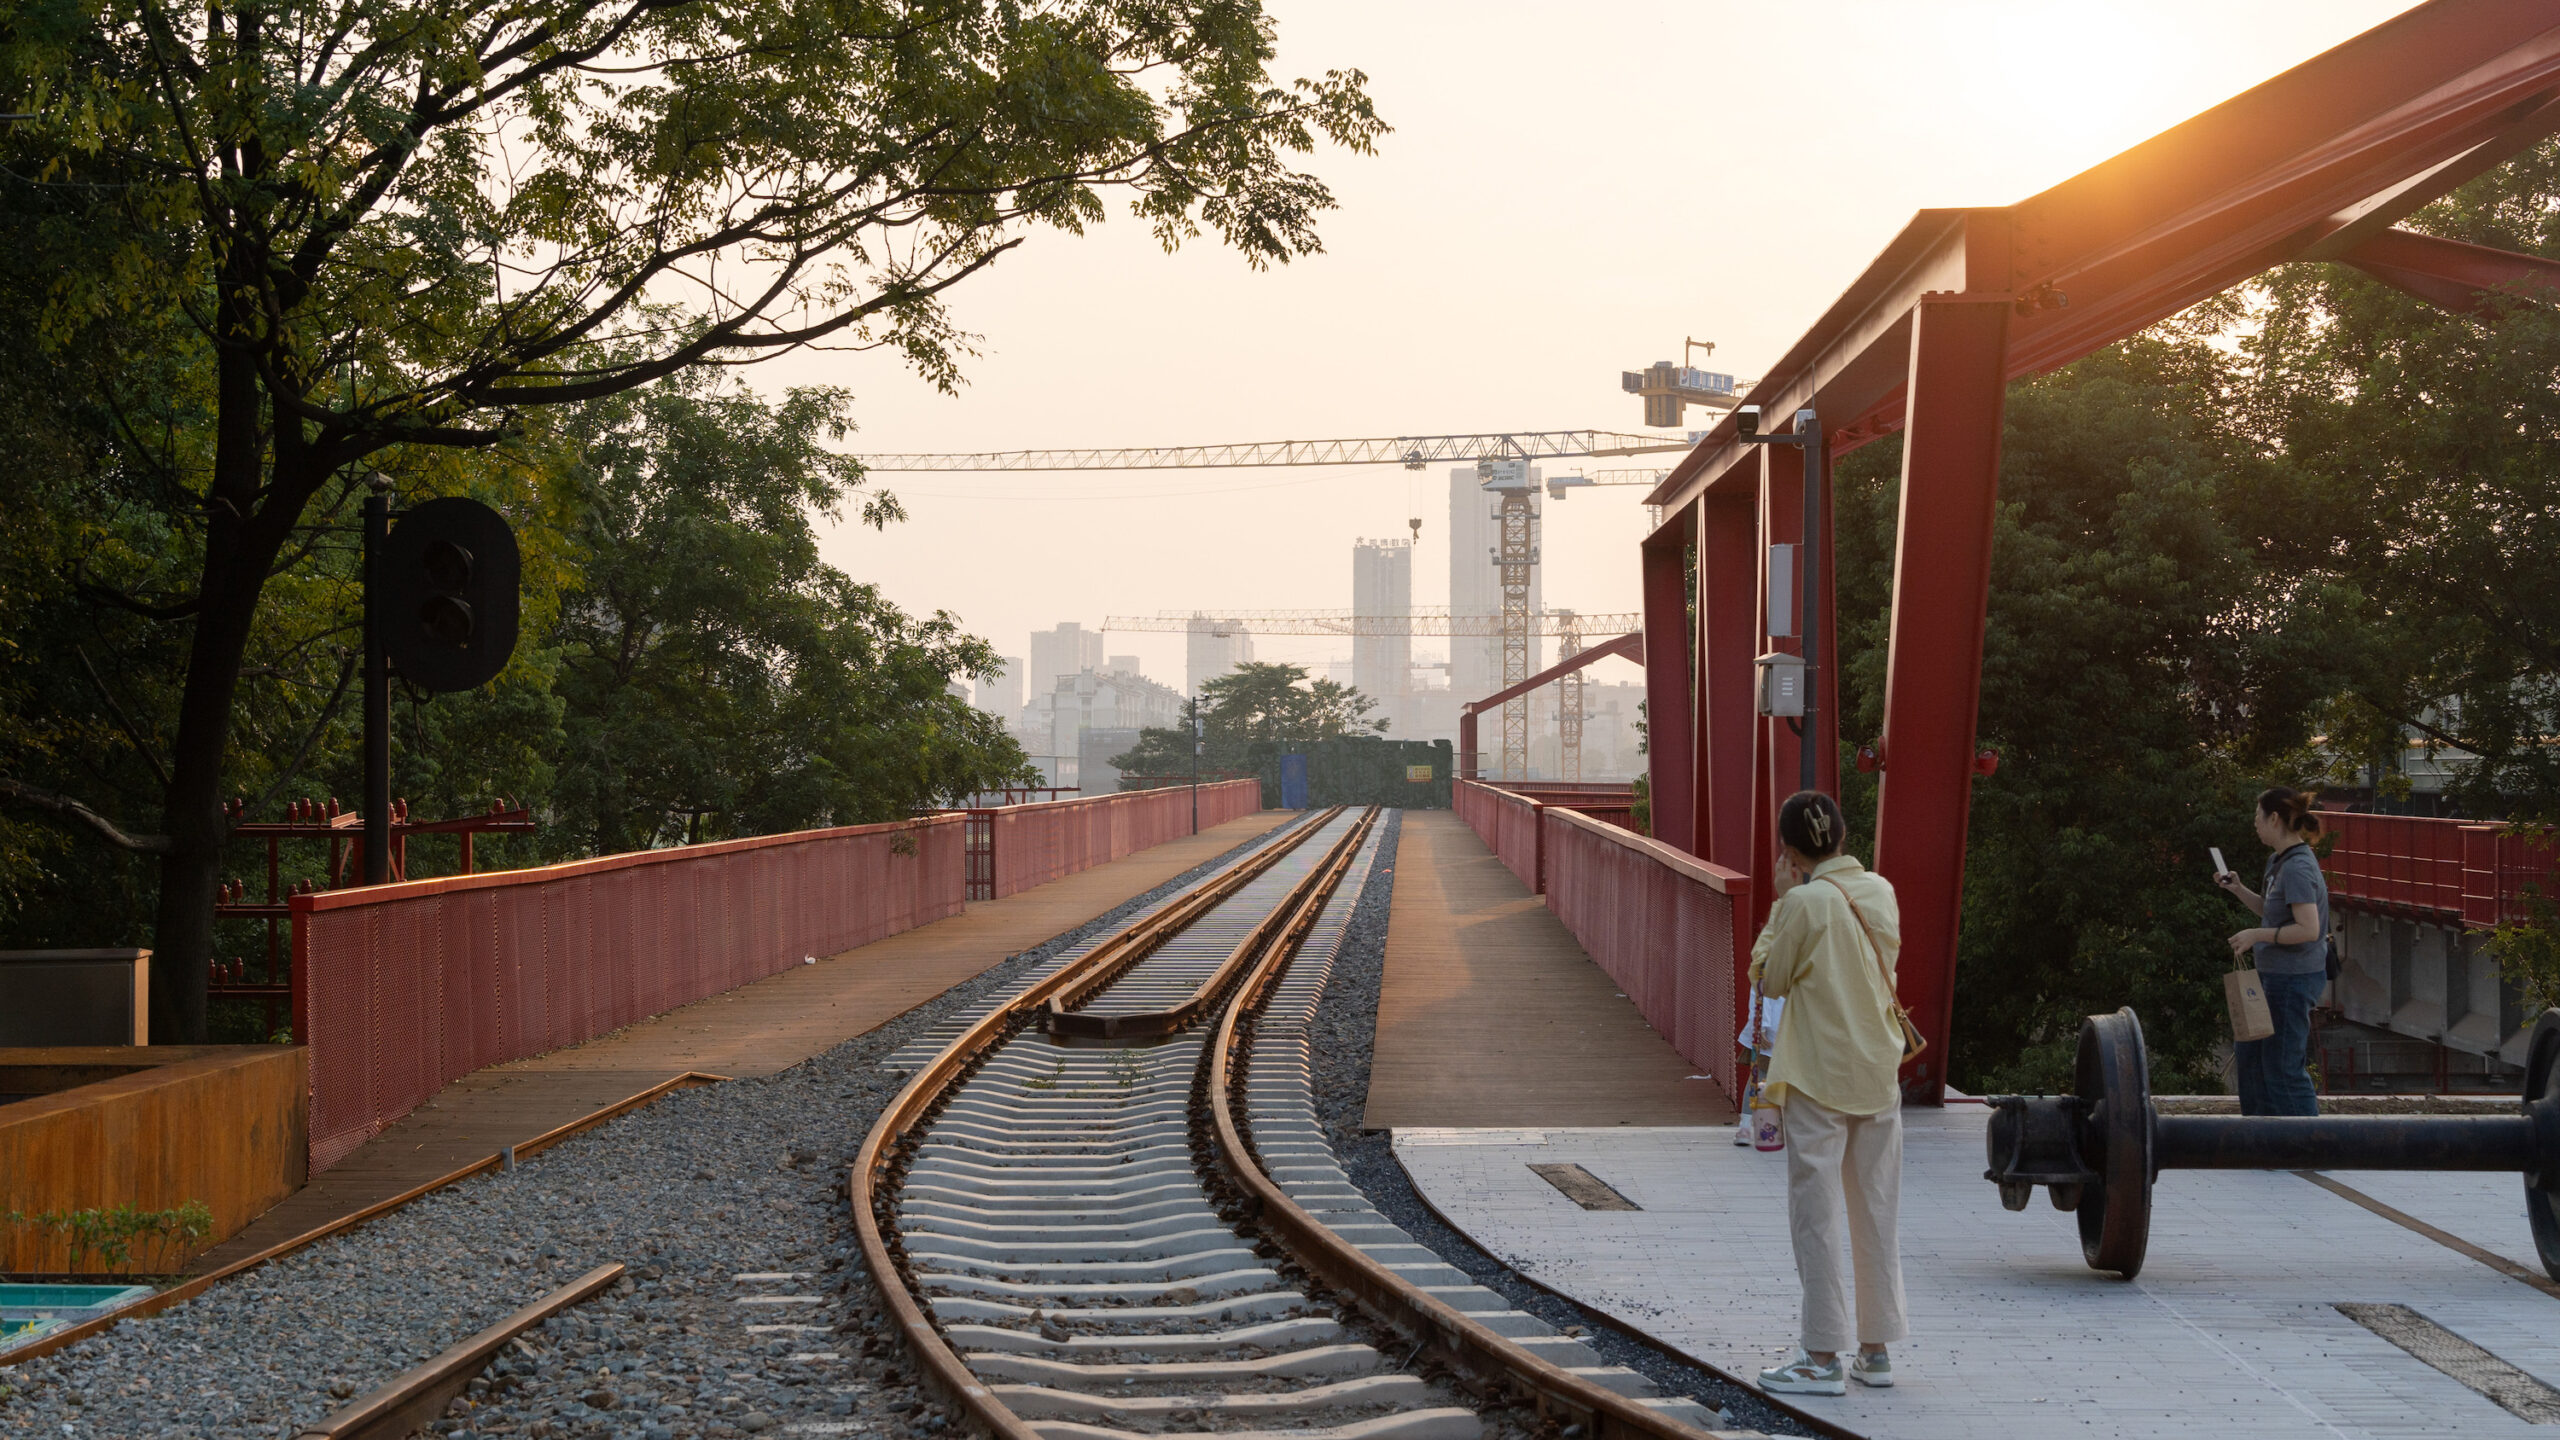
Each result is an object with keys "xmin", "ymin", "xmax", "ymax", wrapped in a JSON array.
[{"xmin": 380, "ymin": 496, "xmax": 521, "ymax": 694}]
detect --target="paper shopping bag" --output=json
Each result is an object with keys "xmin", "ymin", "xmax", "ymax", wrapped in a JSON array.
[{"xmin": 2225, "ymin": 965, "xmax": 2275, "ymax": 1043}]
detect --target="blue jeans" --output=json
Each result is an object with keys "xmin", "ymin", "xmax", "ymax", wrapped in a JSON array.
[{"xmin": 2235, "ymin": 968, "xmax": 2324, "ymax": 1116}]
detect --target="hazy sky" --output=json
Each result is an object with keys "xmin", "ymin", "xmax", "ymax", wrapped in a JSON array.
[{"xmin": 776, "ymin": 0, "xmax": 2418, "ymax": 694}]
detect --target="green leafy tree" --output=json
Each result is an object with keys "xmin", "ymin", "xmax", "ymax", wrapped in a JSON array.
[
  {"xmin": 1834, "ymin": 336, "xmax": 2350, "ymax": 1092},
  {"xmin": 1109, "ymin": 661, "xmax": 1384, "ymax": 779},
  {"xmin": 549, "ymin": 372, "xmax": 1027, "ymax": 849},
  {"xmin": 0, "ymin": 0, "xmax": 1382, "ymax": 1038}
]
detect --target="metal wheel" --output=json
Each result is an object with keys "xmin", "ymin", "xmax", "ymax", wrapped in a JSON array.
[
  {"xmin": 2525, "ymin": 1008, "xmax": 2560, "ymax": 1284},
  {"xmin": 2073, "ymin": 1007, "xmax": 2155, "ymax": 1278}
]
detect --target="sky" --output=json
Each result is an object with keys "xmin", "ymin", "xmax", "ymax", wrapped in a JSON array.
[{"xmin": 768, "ymin": 0, "xmax": 2421, "ymax": 694}]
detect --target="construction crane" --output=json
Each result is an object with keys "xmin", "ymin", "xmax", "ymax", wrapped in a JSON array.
[
  {"xmin": 1100, "ymin": 609, "xmax": 1638, "ymax": 638},
  {"xmin": 856, "ymin": 430, "xmax": 1690, "ymax": 473},
  {"xmin": 866, "ymin": 361, "xmax": 1737, "ymax": 779}
]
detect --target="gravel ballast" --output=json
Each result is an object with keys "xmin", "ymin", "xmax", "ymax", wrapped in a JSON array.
[{"xmin": 0, "ymin": 821, "xmax": 1301, "ymax": 1440}]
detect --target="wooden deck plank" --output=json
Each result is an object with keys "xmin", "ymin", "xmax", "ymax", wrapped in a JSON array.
[
  {"xmin": 188, "ymin": 811, "xmax": 1292, "ymax": 1272},
  {"xmin": 1364, "ymin": 811, "xmax": 1734, "ymax": 1130}
]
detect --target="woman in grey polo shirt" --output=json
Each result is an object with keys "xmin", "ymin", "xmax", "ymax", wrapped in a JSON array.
[{"xmin": 2213, "ymin": 787, "xmax": 2330, "ymax": 1116}]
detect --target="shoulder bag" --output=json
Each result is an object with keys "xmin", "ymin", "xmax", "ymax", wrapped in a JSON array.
[{"xmin": 1817, "ymin": 876, "xmax": 1928, "ymax": 1063}]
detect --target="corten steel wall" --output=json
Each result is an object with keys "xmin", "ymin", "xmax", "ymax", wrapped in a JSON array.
[
  {"xmin": 2321, "ymin": 812, "xmax": 2560, "ymax": 929},
  {"xmin": 291, "ymin": 816, "xmax": 963, "ymax": 1172},
  {"xmin": 981, "ymin": 780, "xmax": 1260, "ymax": 900},
  {"xmin": 1454, "ymin": 781, "xmax": 1637, "ymax": 891},
  {"xmin": 1539, "ymin": 808, "xmax": 1747, "ymax": 1099}
]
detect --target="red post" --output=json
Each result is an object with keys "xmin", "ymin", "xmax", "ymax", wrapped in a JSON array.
[
  {"xmin": 1457, "ymin": 708, "xmax": 1479, "ymax": 782},
  {"xmin": 1698, "ymin": 483, "xmax": 1759, "ymax": 874},
  {"xmin": 1871, "ymin": 294, "xmax": 2011, "ymax": 1105},
  {"xmin": 1641, "ymin": 512, "xmax": 1697, "ymax": 853}
]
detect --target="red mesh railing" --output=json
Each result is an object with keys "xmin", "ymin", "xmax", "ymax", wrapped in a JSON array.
[
  {"xmin": 1540, "ymin": 807, "xmax": 1748, "ymax": 1101},
  {"xmin": 1453, "ymin": 780, "xmax": 1638, "ymax": 892},
  {"xmin": 972, "ymin": 780, "xmax": 1261, "ymax": 900},
  {"xmin": 291, "ymin": 816, "xmax": 964, "ymax": 1172},
  {"xmin": 2319, "ymin": 811, "xmax": 2560, "ymax": 927}
]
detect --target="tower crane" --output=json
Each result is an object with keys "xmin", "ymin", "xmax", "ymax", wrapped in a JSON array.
[{"xmin": 864, "ymin": 355, "xmax": 1738, "ymax": 780}]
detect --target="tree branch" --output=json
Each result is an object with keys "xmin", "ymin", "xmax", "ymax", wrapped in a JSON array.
[
  {"xmin": 0, "ymin": 778, "xmax": 172, "ymax": 853},
  {"xmin": 75, "ymin": 646, "xmax": 172, "ymax": 790}
]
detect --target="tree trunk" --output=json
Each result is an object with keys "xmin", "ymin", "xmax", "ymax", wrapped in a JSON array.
[{"xmin": 147, "ymin": 338, "xmax": 306, "ymax": 1042}]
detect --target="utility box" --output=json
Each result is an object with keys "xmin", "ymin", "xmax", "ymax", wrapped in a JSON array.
[{"xmin": 1755, "ymin": 652, "xmax": 1806, "ymax": 718}]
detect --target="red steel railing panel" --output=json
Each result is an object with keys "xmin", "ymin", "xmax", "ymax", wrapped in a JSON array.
[
  {"xmin": 1539, "ymin": 807, "xmax": 1748, "ymax": 1101},
  {"xmin": 292, "ymin": 816, "xmax": 965, "ymax": 1171},
  {"xmin": 2319, "ymin": 811, "xmax": 2560, "ymax": 928},
  {"xmin": 973, "ymin": 780, "xmax": 1262, "ymax": 900}
]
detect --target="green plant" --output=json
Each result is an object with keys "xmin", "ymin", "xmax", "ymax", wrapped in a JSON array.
[{"xmin": 7, "ymin": 1200, "xmax": 214, "ymax": 1276}]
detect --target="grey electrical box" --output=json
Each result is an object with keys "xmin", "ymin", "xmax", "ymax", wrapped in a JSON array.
[
  {"xmin": 1755, "ymin": 652, "xmax": 1806, "ymax": 718},
  {"xmin": 1767, "ymin": 544, "xmax": 1796, "ymax": 637}
]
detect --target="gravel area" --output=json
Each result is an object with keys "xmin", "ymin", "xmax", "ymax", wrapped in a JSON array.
[
  {"xmin": 1307, "ymin": 811, "xmax": 1813, "ymax": 1439},
  {"xmin": 0, "ymin": 821, "xmax": 1301, "ymax": 1440}
]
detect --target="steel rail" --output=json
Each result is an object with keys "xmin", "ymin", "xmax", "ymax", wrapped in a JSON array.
[
  {"xmin": 1044, "ymin": 813, "xmax": 1372, "ymax": 1040},
  {"xmin": 1203, "ymin": 833, "xmax": 1723, "ymax": 1440},
  {"xmin": 846, "ymin": 809, "xmax": 1351, "ymax": 1440},
  {"xmin": 1026, "ymin": 809, "xmax": 1344, "ymax": 1026},
  {"xmin": 292, "ymin": 1263, "xmax": 625, "ymax": 1439}
]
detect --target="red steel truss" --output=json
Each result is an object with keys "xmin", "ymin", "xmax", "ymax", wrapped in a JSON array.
[{"xmin": 1639, "ymin": 0, "xmax": 2560, "ymax": 1103}]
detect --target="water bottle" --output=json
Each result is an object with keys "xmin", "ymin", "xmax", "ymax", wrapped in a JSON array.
[{"xmin": 1753, "ymin": 1100, "xmax": 1785, "ymax": 1152}]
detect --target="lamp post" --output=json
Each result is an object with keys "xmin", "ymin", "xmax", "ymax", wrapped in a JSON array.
[
  {"xmin": 1735, "ymin": 405, "xmax": 1823, "ymax": 795},
  {"xmin": 1191, "ymin": 702, "xmax": 1203, "ymax": 835}
]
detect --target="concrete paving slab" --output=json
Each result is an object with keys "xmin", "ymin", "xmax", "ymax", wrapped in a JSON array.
[{"xmin": 1394, "ymin": 1110, "xmax": 2560, "ymax": 1440}]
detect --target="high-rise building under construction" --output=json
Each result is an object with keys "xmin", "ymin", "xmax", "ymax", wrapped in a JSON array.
[
  {"xmin": 1351, "ymin": 538, "xmax": 1413, "ymax": 734},
  {"xmin": 1445, "ymin": 467, "xmax": 1541, "ymax": 707}
]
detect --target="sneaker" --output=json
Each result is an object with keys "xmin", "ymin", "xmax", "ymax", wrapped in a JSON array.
[
  {"xmin": 1758, "ymin": 1350, "xmax": 1846, "ymax": 1396},
  {"xmin": 1849, "ymin": 1349, "xmax": 1893, "ymax": 1387}
]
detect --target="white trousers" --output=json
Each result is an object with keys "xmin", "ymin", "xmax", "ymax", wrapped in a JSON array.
[{"xmin": 1780, "ymin": 1094, "xmax": 1909, "ymax": 1353}]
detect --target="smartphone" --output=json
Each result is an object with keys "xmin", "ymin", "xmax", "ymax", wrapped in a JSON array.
[{"xmin": 2209, "ymin": 846, "xmax": 2228, "ymax": 879}]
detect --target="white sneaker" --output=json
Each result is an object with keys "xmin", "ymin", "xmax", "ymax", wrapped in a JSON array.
[
  {"xmin": 1849, "ymin": 1349, "xmax": 1893, "ymax": 1387},
  {"xmin": 1758, "ymin": 1349, "xmax": 1845, "ymax": 1396}
]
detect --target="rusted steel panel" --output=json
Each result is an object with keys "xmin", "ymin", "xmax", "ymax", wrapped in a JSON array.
[
  {"xmin": 978, "ymin": 779, "xmax": 1260, "ymax": 900},
  {"xmin": 0, "ymin": 1046, "xmax": 308, "ymax": 1273}
]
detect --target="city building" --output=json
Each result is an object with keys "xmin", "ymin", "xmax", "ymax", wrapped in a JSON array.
[
  {"xmin": 1028, "ymin": 622, "xmax": 1105, "ymax": 701},
  {"xmin": 1185, "ymin": 615, "xmax": 1254, "ymax": 696},
  {"xmin": 1352, "ymin": 538, "xmax": 1413, "ymax": 735},
  {"xmin": 975, "ymin": 656, "xmax": 1023, "ymax": 717},
  {"xmin": 1107, "ymin": 654, "xmax": 1143, "ymax": 678},
  {"xmin": 1045, "ymin": 665, "xmax": 1187, "ymax": 787}
]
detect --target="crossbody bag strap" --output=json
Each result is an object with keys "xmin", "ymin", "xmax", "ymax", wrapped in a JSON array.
[{"xmin": 1816, "ymin": 875, "xmax": 1895, "ymax": 996}]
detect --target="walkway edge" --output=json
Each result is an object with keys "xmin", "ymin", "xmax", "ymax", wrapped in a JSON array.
[
  {"xmin": 293, "ymin": 1262, "xmax": 626, "ymax": 1439},
  {"xmin": 1385, "ymin": 1136, "xmax": 1870, "ymax": 1440}
]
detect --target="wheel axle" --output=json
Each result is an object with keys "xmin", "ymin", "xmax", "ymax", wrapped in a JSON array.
[{"xmin": 1982, "ymin": 1007, "xmax": 2560, "ymax": 1281}]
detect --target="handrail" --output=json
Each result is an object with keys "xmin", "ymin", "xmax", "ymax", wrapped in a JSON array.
[{"xmin": 1543, "ymin": 807, "xmax": 1748, "ymax": 895}]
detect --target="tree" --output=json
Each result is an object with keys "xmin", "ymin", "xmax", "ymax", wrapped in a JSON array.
[
  {"xmin": 1832, "ymin": 335, "xmax": 2351, "ymax": 1092},
  {"xmin": 548, "ymin": 371, "xmax": 1027, "ymax": 849},
  {"xmin": 1109, "ymin": 661, "xmax": 1383, "ymax": 778},
  {"xmin": 0, "ymin": 0, "xmax": 1382, "ymax": 1038}
]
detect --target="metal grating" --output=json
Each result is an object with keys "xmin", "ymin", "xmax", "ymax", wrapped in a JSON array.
[{"xmin": 2336, "ymin": 1302, "xmax": 2560, "ymax": 1423}]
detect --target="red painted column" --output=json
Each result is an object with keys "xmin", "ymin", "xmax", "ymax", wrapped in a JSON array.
[
  {"xmin": 1872, "ymin": 294, "xmax": 2012, "ymax": 1105},
  {"xmin": 1640, "ymin": 510, "xmax": 1697, "ymax": 853},
  {"xmin": 1748, "ymin": 443, "xmax": 1804, "ymax": 939},
  {"xmin": 1812, "ymin": 437, "xmax": 1843, "ymax": 799},
  {"xmin": 1697, "ymin": 482, "xmax": 1759, "ymax": 875}
]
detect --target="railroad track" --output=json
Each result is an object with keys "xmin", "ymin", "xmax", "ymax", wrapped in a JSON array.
[{"xmin": 854, "ymin": 807, "xmax": 1756, "ymax": 1440}]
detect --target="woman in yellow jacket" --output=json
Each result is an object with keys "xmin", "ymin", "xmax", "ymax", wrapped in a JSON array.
[{"xmin": 1747, "ymin": 790, "xmax": 1908, "ymax": 1397}]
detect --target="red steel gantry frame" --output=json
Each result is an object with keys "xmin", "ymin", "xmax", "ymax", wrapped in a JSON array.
[{"xmin": 1642, "ymin": 0, "xmax": 2560, "ymax": 1103}]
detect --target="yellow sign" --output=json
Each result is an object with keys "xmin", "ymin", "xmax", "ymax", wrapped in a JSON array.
[{"xmin": 1406, "ymin": 765, "xmax": 1435, "ymax": 783}]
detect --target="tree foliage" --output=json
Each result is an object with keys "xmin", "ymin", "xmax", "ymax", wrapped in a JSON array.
[
  {"xmin": 1108, "ymin": 661, "xmax": 1384, "ymax": 779},
  {"xmin": 0, "ymin": 0, "xmax": 1379, "ymax": 1038}
]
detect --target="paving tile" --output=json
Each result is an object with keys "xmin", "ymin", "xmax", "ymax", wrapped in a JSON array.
[{"xmin": 1394, "ymin": 1111, "xmax": 2560, "ymax": 1439}]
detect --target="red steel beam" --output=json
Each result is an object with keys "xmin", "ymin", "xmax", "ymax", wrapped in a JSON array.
[
  {"xmin": 1870, "ymin": 296, "xmax": 2013, "ymax": 1106},
  {"xmin": 1646, "ymin": 0, "xmax": 2560, "ymax": 513},
  {"xmin": 1640, "ymin": 511, "xmax": 1697, "ymax": 854},
  {"xmin": 1697, "ymin": 485, "xmax": 1759, "ymax": 876},
  {"xmin": 2344, "ymin": 223, "xmax": 2560, "ymax": 314},
  {"xmin": 1461, "ymin": 630, "xmax": 1645, "ymax": 718}
]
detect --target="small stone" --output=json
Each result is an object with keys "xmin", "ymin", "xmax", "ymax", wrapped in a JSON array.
[
  {"xmin": 738, "ymin": 1413, "xmax": 777, "ymax": 1434},
  {"xmin": 582, "ymin": 1389, "xmax": 618, "ymax": 1410},
  {"xmin": 328, "ymin": 1379, "xmax": 356, "ymax": 1400}
]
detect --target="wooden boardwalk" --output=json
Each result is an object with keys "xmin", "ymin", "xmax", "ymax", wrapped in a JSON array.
[
  {"xmin": 1363, "ymin": 811, "xmax": 1733, "ymax": 1130},
  {"xmin": 189, "ymin": 810, "xmax": 1293, "ymax": 1273}
]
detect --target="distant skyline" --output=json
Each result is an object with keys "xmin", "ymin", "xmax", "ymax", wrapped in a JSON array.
[{"xmin": 779, "ymin": 0, "xmax": 2417, "ymax": 707}]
